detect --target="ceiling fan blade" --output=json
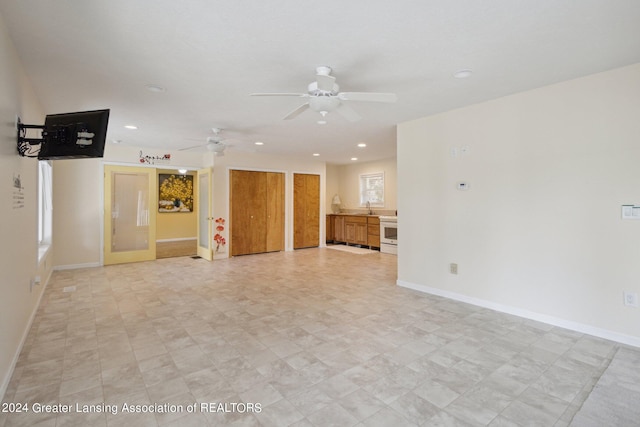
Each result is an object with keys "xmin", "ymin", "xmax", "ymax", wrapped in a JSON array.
[
  {"xmin": 335, "ymin": 103, "xmax": 362, "ymax": 122},
  {"xmin": 283, "ymin": 103, "xmax": 310, "ymax": 120},
  {"xmin": 250, "ymin": 93, "xmax": 307, "ymax": 97},
  {"xmin": 179, "ymin": 144, "xmax": 205, "ymax": 151},
  {"xmin": 338, "ymin": 92, "xmax": 398, "ymax": 103},
  {"xmin": 315, "ymin": 74, "xmax": 336, "ymax": 92}
]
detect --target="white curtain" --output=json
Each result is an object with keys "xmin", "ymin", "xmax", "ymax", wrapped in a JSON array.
[{"xmin": 39, "ymin": 160, "xmax": 53, "ymax": 244}]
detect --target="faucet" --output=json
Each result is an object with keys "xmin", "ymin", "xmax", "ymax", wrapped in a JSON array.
[{"xmin": 366, "ymin": 201, "xmax": 372, "ymax": 215}]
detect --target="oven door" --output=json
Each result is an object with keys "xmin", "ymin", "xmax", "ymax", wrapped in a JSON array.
[{"xmin": 380, "ymin": 221, "xmax": 397, "ymax": 245}]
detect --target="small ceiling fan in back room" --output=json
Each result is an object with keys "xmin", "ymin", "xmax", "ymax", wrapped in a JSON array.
[
  {"xmin": 251, "ymin": 66, "xmax": 397, "ymax": 124},
  {"xmin": 179, "ymin": 128, "xmax": 229, "ymax": 156}
]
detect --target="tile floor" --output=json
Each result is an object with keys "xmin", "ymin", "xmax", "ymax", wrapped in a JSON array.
[{"xmin": 0, "ymin": 249, "xmax": 636, "ymax": 426}]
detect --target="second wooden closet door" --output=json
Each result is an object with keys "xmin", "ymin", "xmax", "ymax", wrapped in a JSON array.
[{"xmin": 293, "ymin": 173, "xmax": 320, "ymax": 249}]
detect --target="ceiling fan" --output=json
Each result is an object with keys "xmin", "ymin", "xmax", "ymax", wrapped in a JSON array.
[
  {"xmin": 179, "ymin": 128, "xmax": 229, "ymax": 156},
  {"xmin": 251, "ymin": 66, "xmax": 397, "ymax": 123}
]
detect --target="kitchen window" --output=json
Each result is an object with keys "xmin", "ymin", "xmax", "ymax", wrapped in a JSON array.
[{"xmin": 359, "ymin": 172, "xmax": 384, "ymax": 207}]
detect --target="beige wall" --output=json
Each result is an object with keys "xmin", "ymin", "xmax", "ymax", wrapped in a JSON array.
[
  {"xmin": 0, "ymin": 14, "xmax": 50, "ymax": 397},
  {"xmin": 325, "ymin": 163, "xmax": 340, "ymax": 213},
  {"xmin": 51, "ymin": 143, "xmax": 205, "ymax": 269},
  {"xmin": 52, "ymin": 159, "xmax": 103, "ymax": 268},
  {"xmin": 397, "ymin": 63, "xmax": 640, "ymax": 346},
  {"xmin": 327, "ymin": 157, "xmax": 397, "ymax": 215}
]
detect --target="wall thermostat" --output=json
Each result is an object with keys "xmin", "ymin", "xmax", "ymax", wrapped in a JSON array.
[
  {"xmin": 457, "ymin": 182, "xmax": 469, "ymax": 191},
  {"xmin": 622, "ymin": 205, "xmax": 640, "ymax": 219}
]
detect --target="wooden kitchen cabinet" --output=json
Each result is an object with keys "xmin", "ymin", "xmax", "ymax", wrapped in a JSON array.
[
  {"xmin": 328, "ymin": 214, "xmax": 378, "ymax": 248},
  {"xmin": 333, "ymin": 215, "xmax": 345, "ymax": 242},
  {"xmin": 367, "ymin": 216, "xmax": 380, "ymax": 248},
  {"xmin": 326, "ymin": 215, "xmax": 334, "ymax": 243},
  {"xmin": 344, "ymin": 216, "xmax": 368, "ymax": 246}
]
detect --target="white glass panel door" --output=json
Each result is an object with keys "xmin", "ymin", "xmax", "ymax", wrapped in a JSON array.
[
  {"xmin": 197, "ymin": 167, "xmax": 213, "ymax": 260},
  {"xmin": 104, "ymin": 165, "xmax": 156, "ymax": 265}
]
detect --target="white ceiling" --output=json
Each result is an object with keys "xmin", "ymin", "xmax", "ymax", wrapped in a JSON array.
[{"xmin": 2, "ymin": 1, "xmax": 640, "ymax": 164}]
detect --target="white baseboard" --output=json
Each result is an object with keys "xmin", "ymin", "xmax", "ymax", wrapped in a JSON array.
[
  {"xmin": 397, "ymin": 279, "xmax": 640, "ymax": 349},
  {"xmin": 54, "ymin": 262, "xmax": 101, "ymax": 271}
]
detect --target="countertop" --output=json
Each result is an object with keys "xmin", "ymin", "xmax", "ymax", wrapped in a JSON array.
[{"xmin": 328, "ymin": 213, "xmax": 379, "ymax": 217}]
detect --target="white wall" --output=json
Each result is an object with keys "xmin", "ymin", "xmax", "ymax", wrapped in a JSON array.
[
  {"xmin": 0, "ymin": 14, "xmax": 50, "ymax": 398},
  {"xmin": 397, "ymin": 63, "xmax": 640, "ymax": 346}
]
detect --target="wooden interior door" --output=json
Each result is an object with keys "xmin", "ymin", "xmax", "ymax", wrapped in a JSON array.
[
  {"xmin": 266, "ymin": 172, "xmax": 285, "ymax": 252},
  {"xmin": 231, "ymin": 170, "xmax": 262, "ymax": 255},
  {"xmin": 230, "ymin": 169, "xmax": 281, "ymax": 256},
  {"xmin": 294, "ymin": 173, "xmax": 320, "ymax": 249}
]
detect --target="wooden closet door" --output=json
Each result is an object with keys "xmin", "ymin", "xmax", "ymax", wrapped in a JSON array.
[
  {"xmin": 230, "ymin": 170, "xmax": 267, "ymax": 256},
  {"xmin": 294, "ymin": 173, "xmax": 320, "ymax": 249},
  {"xmin": 266, "ymin": 172, "xmax": 285, "ymax": 252}
]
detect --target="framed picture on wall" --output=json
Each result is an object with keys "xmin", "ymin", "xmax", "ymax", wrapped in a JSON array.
[{"xmin": 158, "ymin": 174, "xmax": 194, "ymax": 212}]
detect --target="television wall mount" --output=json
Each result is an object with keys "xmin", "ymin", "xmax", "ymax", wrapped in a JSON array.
[
  {"xmin": 17, "ymin": 118, "xmax": 44, "ymax": 157},
  {"xmin": 17, "ymin": 116, "xmax": 99, "ymax": 158}
]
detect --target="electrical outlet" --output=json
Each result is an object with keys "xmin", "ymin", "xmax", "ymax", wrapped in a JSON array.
[
  {"xmin": 623, "ymin": 291, "xmax": 638, "ymax": 307},
  {"xmin": 450, "ymin": 263, "xmax": 458, "ymax": 275}
]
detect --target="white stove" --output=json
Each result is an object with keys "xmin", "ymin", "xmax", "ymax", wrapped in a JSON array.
[{"xmin": 379, "ymin": 215, "xmax": 397, "ymax": 254}]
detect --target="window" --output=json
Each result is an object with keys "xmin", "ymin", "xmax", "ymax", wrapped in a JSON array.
[
  {"xmin": 359, "ymin": 172, "xmax": 384, "ymax": 207},
  {"xmin": 38, "ymin": 160, "xmax": 52, "ymax": 259}
]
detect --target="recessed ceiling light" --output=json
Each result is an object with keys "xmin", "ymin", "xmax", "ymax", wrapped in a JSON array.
[
  {"xmin": 453, "ymin": 69, "xmax": 473, "ymax": 79},
  {"xmin": 351, "ymin": 157, "xmax": 358, "ymax": 161},
  {"xmin": 145, "ymin": 84, "xmax": 165, "ymax": 92},
  {"xmin": 124, "ymin": 125, "xmax": 138, "ymax": 130},
  {"xmin": 357, "ymin": 143, "xmax": 367, "ymax": 148},
  {"xmin": 254, "ymin": 141, "xmax": 264, "ymax": 146},
  {"xmin": 317, "ymin": 120, "xmax": 327, "ymax": 125},
  {"xmin": 313, "ymin": 153, "xmax": 320, "ymax": 157}
]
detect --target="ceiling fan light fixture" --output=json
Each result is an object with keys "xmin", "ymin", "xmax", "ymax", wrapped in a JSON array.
[
  {"xmin": 309, "ymin": 96, "xmax": 340, "ymax": 112},
  {"xmin": 453, "ymin": 69, "xmax": 473, "ymax": 79},
  {"xmin": 145, "ymin": 84, "xmax": 165, "ymax": 92}
]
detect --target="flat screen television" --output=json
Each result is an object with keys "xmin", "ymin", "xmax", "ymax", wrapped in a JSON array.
[{"xmin": 38, "ymin": 109, "xmax": 110, "ymax": 160}]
